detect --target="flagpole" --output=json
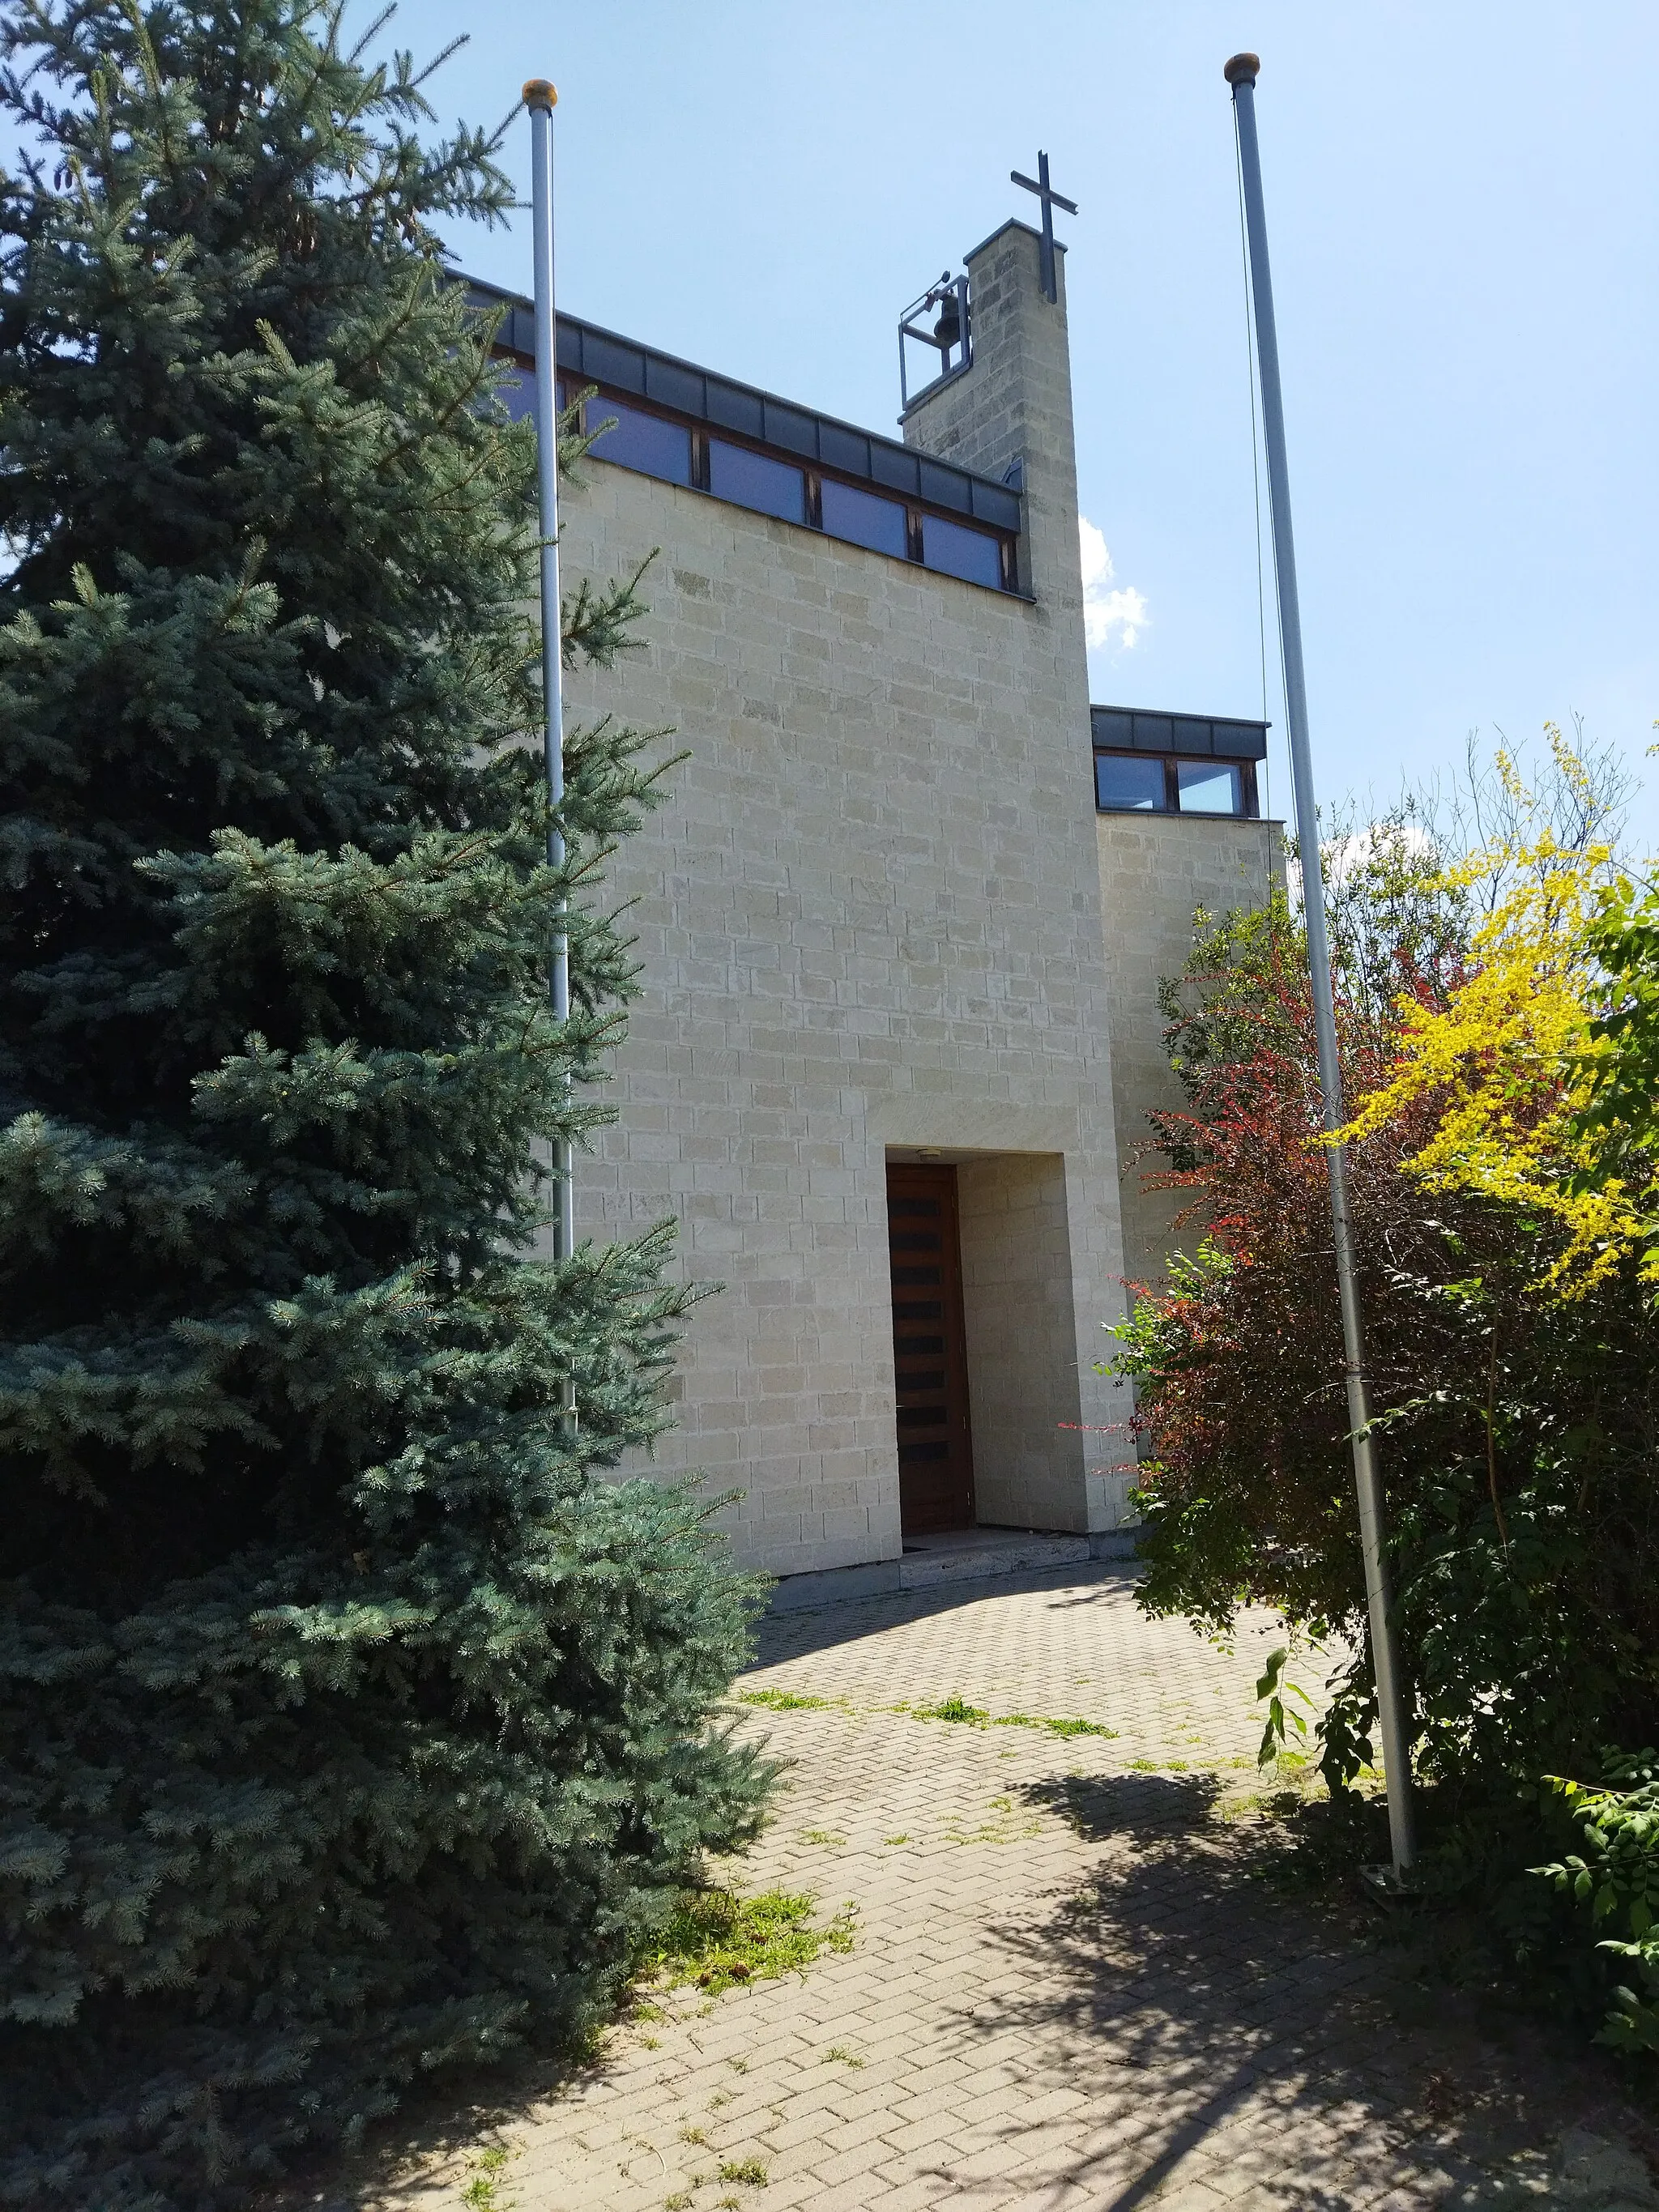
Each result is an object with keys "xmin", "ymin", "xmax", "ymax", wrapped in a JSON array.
[
  {"xmin": 524, "ymin": 78, "xmax": 580, "ymax": 1433},
  {"xmin": 1225, "ymin": 51, "xmax": 1416, "ymax": 1880},
  {"xmin": 524, "ymin": 79, "xmax": 576, "ymax": 1281}
]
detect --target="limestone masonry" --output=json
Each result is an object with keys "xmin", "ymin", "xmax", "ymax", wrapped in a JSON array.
[{"xmin": 477, "ymin": 217, "xmax": 1283, "ymax": 1591}]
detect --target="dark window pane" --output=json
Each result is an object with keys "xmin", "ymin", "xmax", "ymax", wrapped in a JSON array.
[
  {"xmin": 708, "ymin": 439, "xmax": 805, "ymax": 522},
  {"xmin": 922, "ymin": 513, "xmax": 1004, "ymax": 589},
  {"xmin": 1095, "ymin": 753, "xmax": 1166, "ymax": 811},
  {"xmin": 494, "ymin": 364, "xmax": 538, "ymax": 423},
  {"xmin": 1176, "ymin": 759, "xmax": 1243, "ymax": 816},
  {"xmin": 585, "ymin": 394, "xmax": 693, "ymax": 485},
  {"xmin": 821, "ymin": 476, "xmax": 908, "ymax": 557}
]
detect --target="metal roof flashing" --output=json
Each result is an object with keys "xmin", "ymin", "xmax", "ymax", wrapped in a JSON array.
[{"xmin": 1091, "ymin": 705, "xmax": 1270, "ymax": 762}]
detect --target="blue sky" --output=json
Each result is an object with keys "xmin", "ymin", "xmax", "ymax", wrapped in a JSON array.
[{"xmin": 391, "ymin": 1, "xmax": 1658, "ymax": 850}]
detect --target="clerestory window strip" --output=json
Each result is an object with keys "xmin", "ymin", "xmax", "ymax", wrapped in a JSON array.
[
  {"xmin": 545, "ymin": 376, "xmax": 1017, "ymax": 592},
  {"xmin": 473, "ymin": 278, "xmax": 1021, "ymax": 595}
]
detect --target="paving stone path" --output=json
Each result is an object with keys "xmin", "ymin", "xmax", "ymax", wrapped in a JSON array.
[{"xmin": 362, "ymin": 1565, "xmax": 1655, "ymax": 2212}]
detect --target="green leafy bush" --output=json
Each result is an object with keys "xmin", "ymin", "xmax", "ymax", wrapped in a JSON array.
[
  {"xmin": 1109, "ymin": 753, "xmax": 1659, "ymax": 2036},
  {"xmin": 1537, "ymin": 1755, "xmax": 1659, "ymax": 2052}
]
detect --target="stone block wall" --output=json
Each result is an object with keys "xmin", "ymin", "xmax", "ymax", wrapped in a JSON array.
[
  {"xmin": 956, "ymin": 1153, "xmax": 1098, "ymax": 1532},
  {"xmin": 544, "ymin": 215, "xmax": 1137, "ymax": 1578},
  {"xmin": 1096, "ymin": 811, "xmax": 1286, "ymax": 1298}
]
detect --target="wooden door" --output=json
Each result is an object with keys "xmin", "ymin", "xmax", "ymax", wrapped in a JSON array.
[{"xmin": 886, "ymin": 1163, "xmax": 975, "ymax": 1532}]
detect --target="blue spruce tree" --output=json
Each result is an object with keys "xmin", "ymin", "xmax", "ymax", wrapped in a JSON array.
[{"xmin": 0, "ymin": 1, "xmax": 770, "ymax": 2200}]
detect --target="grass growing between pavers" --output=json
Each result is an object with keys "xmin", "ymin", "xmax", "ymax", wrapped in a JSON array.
[
  {"xmin": 945, "ymin": 1792, "xmax": 1046, "ymax": 1848},
  {"xmin": 735, "ymin": 1688, "xmax": 846, "ymax": 1713},
  {"xmin": 640, "ymin": 1886, "xmax": 856, "ymax": 1996},
  {"xmin": 904, "ymin": 1693, "xmax": 1122, "ymax": 1737},
  {"xmin": 661, "ymin": 2150, "xmax": 770, "ymax": 2209},
  {"xmin": 441, "ymin": 1886, "xmax": 847, "ymax": 2206},
  {"xmin": 735, "ymin": 1684, "xmax": 1120, "ymax": 1737},
  {"xmin": 458, "ymin": 2142, "xmax": 518, "ymax": 2209}
]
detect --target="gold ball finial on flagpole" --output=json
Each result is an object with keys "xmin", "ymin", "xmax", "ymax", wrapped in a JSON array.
[
  {"xmin": 522, "ymin": 79, "xmax": 557, "ymax": 109},
  {"xmin": 1223, "ymin": 53, "xmax": 1260, "ymax": 87}
]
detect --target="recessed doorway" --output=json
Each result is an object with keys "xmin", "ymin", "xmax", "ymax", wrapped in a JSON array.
[{"xmin": 887, "ymin": 1162, "xmax": 975, "ymax": 1532}]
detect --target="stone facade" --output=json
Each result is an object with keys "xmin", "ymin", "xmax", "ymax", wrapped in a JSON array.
[
  {"xmin": 1097, "ymin": 812, "xmax": 1284, "ymax": 1295},
  {"xmin": 537, "ymin": 219, "xmax": 1279, "ymax": 1582}
]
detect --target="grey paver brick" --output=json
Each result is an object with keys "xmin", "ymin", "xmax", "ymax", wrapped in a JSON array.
[
  {"xmin": 882, "ymin": 2108, "xmax": 975, "ymax": 2158},
  {"xmin": 345, "ymin": 1563, "xmax": 1648, "ymax": 2212},
  {"xmin": 875, "ymin": 2180, "xmax": 978, "ymax": 2212}
]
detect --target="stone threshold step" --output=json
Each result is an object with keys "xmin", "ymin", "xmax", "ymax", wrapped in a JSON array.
[
  {"xmin": 766, "ymin": 1526, "xmax": 1137, "ymax": 1613},
  {"xmin": 901, "ymin": 1529, "xmax": 1091, "ymax": 1586}
]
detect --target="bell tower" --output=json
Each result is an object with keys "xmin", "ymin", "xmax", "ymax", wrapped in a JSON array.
[{"xmin": 900, "ymin": 218, "xmax": 1089, "ymax": 640}]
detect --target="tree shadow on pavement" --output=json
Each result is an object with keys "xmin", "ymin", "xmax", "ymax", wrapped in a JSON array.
[
  {"xmin": 954, "ymin": 1775, "xmax": 1649, "ymax": 2212},
  {"xmin": 1026, "ymin": 1769, "xmax": 1224, "ymax": 1843},
  {"xmin": 748, "ymin": 1562, "xmax": 1140, "ymax": 1671}
]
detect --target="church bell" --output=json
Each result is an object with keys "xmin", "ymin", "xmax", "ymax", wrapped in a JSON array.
[{"xmin": 932, "ymin": 290, "xmax": 962, "ymax": 351}]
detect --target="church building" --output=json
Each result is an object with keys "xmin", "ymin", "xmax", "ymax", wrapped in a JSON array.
[{"xmin": 475, "ymin": 211, "xmax": 1282, "ymax": 1603}]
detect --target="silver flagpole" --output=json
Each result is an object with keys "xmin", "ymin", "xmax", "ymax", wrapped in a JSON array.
[
  {"xmin": 525, "ymin": 78, "xmax": 578, "ymax": 1421},
  {"xmin": 1225, "ymin": 51, "xmax": 1416, "ymax": 1878}
]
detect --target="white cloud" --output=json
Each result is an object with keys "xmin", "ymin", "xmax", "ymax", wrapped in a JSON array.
[
  {"xmin": 1079, "ymin": 517, "xmax": 1149, "ymax": 652},
  {"xmin": 1322, "ymin": 823, "xmax": 1439, "ymax": 883},
  {"xmin": 1286, "ymin": 823, "xmax": 1439, "ymax": 909}
]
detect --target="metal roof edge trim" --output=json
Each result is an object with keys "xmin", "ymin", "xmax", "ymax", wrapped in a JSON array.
[{"xmin": 1090, "ymin": 703, "xmax": 1271, "ymax": 763}]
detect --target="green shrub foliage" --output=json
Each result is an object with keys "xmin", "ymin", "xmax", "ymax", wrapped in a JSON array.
[
  {"xmin": 0, "ymin": 0, "xmax": 770, "ymax": 2197},
  {"xmin": 1110, "ymin": 803, "xmax": 1659, "ymax": 2034},
  {"xmin": 1118, "ymin": 883, "xmax": 1659, "ymax": 1796},
  {"xmin": 1536, "ymin": 1754, "xmax": 1659, "ymax": 2054}
]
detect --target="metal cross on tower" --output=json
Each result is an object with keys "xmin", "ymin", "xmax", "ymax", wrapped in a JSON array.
[{"xmin": 1010, "ymin": 150, "xmax": 1077, "ymax": 304}]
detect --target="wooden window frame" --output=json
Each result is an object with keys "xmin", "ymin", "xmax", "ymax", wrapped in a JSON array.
[{"xmin": 1094, "ymin": 749, "xmax": 1260, "ymax": 821}]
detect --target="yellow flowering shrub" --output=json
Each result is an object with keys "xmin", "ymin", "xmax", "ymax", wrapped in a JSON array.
[{"xmin": 1340, "ymin": 813, "xmax": 1644, "ymax": 1295}]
